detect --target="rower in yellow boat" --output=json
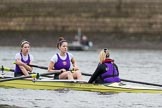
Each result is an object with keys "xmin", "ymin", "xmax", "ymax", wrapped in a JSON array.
[
  {"xmin": 48, "ymin": 37, "xmax": 82, "ymax": 80},
  {"xmin": 14, "ymin": 40, "xmax": 34, "ymax": 77},
  {"xmin": 88, "ymin": 48, "xmax": 120, "ymax": 83}
]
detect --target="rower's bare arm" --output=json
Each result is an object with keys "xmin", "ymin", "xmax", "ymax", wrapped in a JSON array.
[
  {"xmin": 71, "ymin": 58, "xmax": 79, "ymax": 71},
  {"xmin": 15, "ymin": 59, "xmax": 32, "ymax": 72},
  {"xmin": 27, "ymin": 62, "xmax": 33, "ymax": 72},
  {"xmin": 48, "ymin": 61, "xmax": 55, "ymax": 72}
]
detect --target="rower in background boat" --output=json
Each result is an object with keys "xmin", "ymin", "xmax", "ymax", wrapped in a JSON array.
[
  {"xmin": 88, "ymin": 48, "xmax": 120, "ymax": 83},
  {"xmin": 48, "ymin": 37, "xmax": 82, "ymax": 80},
  {"xmin": 68, "ymin": 28, "xmax": 93, "ymax": 51},
  {"xmin": 14, "ymin": 40, "xmax": 34, "ymax": 77},
  {"xmin": 81, "ymin": 35, "xmax": 93, "ymax": 48}
]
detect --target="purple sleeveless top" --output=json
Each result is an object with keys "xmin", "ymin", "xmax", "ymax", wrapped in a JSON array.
[
  {"xmin": 101, "ymin": 62, "xmax": 120, "ymax": 83},
  {"xmin": 54, "ymin": 53, "xmax": 71, "ymax": 71},
  {"xmin": 14, "ymin": 53, "xmax": 30, "ymax": 76}
]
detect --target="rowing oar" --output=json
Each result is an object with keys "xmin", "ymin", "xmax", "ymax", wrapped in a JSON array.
[
  {"xmin": 69, "ymin": 72, "xmax": 162, "ymax": 87},
  {"xmin": 28, "ymin": 64, "xmax": 48, "ymax": 70},
  {"xmin": 0, "ymin": 65, "xmax": 53, "ymax": 78},
  {"xmin": 28, "ymin": 64, "xmax": 91, "ymax": 76},
  {"xmin": 26, "ymin": 64, "xmax": 162, "ymax": 87},
  {"xmin": 13, "ymin": 63, "xmax": 48, "ymax": 70},
  {"xmin": 0, "ymin": 65, "xmax": 14, "ymax": 72},
  {"xmin": 120, "ymin": 79, "xmax": 162, "ymax": 87},
  {"xmin": 0, "ymin": 71, "xmax": 61, "ymax": 82}
]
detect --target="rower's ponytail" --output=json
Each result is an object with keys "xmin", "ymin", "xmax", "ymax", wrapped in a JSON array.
[{"xmin": 56, "ymin": 37, "xmax": 67, "ymax": 49}]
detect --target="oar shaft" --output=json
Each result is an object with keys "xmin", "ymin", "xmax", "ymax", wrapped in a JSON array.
[
  {"xmin": 80, "ymin": 73, "xmax": 162, "ymax": 87},
  {"xmin": 28, "ymin": 64, "xmax": 48, "ymax": 70},
  {"xmin": 121, "ymin": 79, "xmax": 162, "ymax": 87},
  {"xmin": 0, "ymin": 75, "xmax": 33, "ymax": 82},
  {"xmin": 82, "ymin": 72, "xmax": 92, "ymax": 76},
  {"xmin": 40, "ymin": 71, "xmax": 61, "ymax": 76},
  {"xmin": 29, "ymin": 64, "xmax": 92, "ymax": 76},
  {"xmin": 0, "ymin": 71, "xmax": 61, "ymax": 82}
]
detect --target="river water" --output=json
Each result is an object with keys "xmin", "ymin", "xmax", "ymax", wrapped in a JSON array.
[{"xmin": 0, "ymin": 46, "xmax": 162, "ymax": 108}]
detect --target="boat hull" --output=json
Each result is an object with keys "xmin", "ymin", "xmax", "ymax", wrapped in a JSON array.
[{"xmin": 0, "ymin": 79, "xmax": 162, "ymax": 94}]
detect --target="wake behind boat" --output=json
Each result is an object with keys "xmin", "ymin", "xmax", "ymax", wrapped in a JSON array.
[{"xmin": 0, "ymin": 77, "xmax": 162, "ymax": 94}]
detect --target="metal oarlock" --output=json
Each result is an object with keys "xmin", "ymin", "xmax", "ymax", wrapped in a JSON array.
[{"xmin": 1, "ymin": 65, "xmax": 5, "ymax": 78}]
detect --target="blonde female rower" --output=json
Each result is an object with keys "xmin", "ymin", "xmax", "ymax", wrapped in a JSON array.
[
  {"xmin": 14, "ymin": 40, "xmax": 33, "ymax": 77},
  {"xmin": 88, "ymin": 48, "xmax": 120, "ymax": 83}
]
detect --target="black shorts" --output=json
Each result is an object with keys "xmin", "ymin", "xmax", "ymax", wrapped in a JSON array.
[
  {"xmin": 54, "ymin": 73, "xmax": 60, "ymax": 79},
  {"xmin": 14, "ymin": 72, "xmax": 23, "ymax": 77}
]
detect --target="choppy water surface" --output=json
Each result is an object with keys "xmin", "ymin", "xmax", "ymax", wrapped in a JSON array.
[{"xmin": 0, "ymin": 46, "xmax": 162, "ymax": 108}]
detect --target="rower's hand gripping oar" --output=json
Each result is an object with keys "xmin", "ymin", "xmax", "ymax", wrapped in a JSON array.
[{"xmin": 0, "ymin": 71, "xmax": 62, "ymax": 82}]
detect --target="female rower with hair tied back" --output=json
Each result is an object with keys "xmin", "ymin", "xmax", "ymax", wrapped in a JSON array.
[
  {"xmin": 14, "ymin": 40, "xmax": 34, "ymax": 77},
  {"xmin": 48, "ymin": 37, "xmax": 82, "ymax": 80},
  {"xmin": 88, "ymin": 48, "xmax": 120, "ymax": 83}
]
